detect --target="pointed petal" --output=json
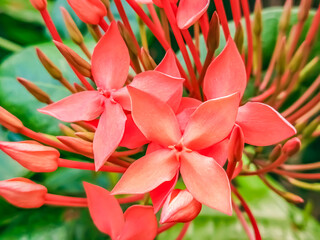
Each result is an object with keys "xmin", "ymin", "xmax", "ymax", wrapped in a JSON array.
[
  {"xmin": 150, "ymin": 173, "xmax": 179, "ymax": 213},
  {"xmin": 128, "ymin": 87, "xmax": 181, "ymax": 147},
  {"xmin": 155, "ymin": 49, "xmax": 181, "ymax": 78},
  {"xmin": 176, "ymin": 97, "xmax": 201, "ymax": 133},
  {"xmin": 119, "ymin": 114, "xmax": 149, "ymax": 149},
  {"xmin": 113, "ymin": 87, "xmax": 131, "ymax": 111},
  {"xmin": 83, "ymin": 182, "xmax": 124, "ymax": 238},
  {"xmin": 93, "ymin": 101, "xmax": 127, "ymax": 170},
  {"xmin": 38, "ymin": 91, "xmax": 104, "ymax": 122},
  {"xmin": 176, "ymin": 0, "xmax": 210, "ymax": 29},
  {"xmin": 180, "ymin": 151, "xmax": 232, "ymax": 215},
  {"xmin": 183, "ymin": 93, "xmax": 240, "ymax": 150},
  {"xmin": 203, "ymin": 37, "xmax": 246, "ymax": 100},
  {"xmin": 146, "ymin": 142, "xmax": 163, "ymax": 154},
  {"xmin": 92, "ymin": 21, "xmax": 130, "ymax": 90},
  {"xmin": 112, "ymin": 149, "xmax": 179, "ymax": 195},
  {"xmin": 236, "ymin": 102, "xmax": 297, "ymax": 146},
  {"xmin": 198, "ymin": 138, "xmax": 229, "ymax": 166},
  {"xmin": 119, "ymin": 206, "xmax": 158, "ymax": 240},
  {"xmin": 130, "ymin": 71, "xmax": 184, "ymax": 105}
]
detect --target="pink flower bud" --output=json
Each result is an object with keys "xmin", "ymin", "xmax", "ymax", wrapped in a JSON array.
[
  {"xmin": 67, "ymin": 0, "xmax": 107, "ymax": 25},
  {"xmin": 160, "ymin": 189, "xmax": 202, "ymax": 224},
  {"xmin": 0, "ymin": 178, "xmax": 47, "ymax": 208},
  {"xmin": 30, "ymin": 0, "xmax": 47, "ymax": 11},
  {"xmin": 228, "ymin": 125, "xmax": 244, "ymax": 164},
  {"xmin": 282, "ymin": 137, "xmax": 301, "ymax": 156},
  {"xmin": 0, "ymin": 141, "xmax": 59, "ymax": 172}
]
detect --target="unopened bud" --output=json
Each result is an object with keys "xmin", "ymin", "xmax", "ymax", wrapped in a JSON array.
[
  {"xmin": 57, "ymin": 136, "xmax": 93, "ymax": 157},
  {"xmin": 75, "ymin": 132, "xmax": 94, "ymax": 142},
  {"xmin": 276, "ymin": 41, "xmax": 286, "ymax": 75},
  {"xmin": 0, "ymin": 178, "xmax": 47, "ymax": 208},
  {"xmin": 36, "ymin": 48, "xmax": 63, "ymax": 80},
  {"xmin": 298, "ymin": 57, "xmax": 319, "ymax": 85},
  {"xmin": 298, "ymin": 0, "xmax": 312, "ymax": 22},
  {"xmin": 74, "ymin": 83, "xmax": 86, "ymax": 92},
  {"xmin": 54, "ymin": 41, "xmax": 92, "ymax": 77},
  {"xmin": 279, "ymin": 0, "xmax": 292, "ymax": 33},
  {"xmin": 101, "ymin": 0, "xmax": 110, "ymax": 8},
  {"xmin": 269, "ymin": 144, "xmax": 282, "ymax": 162},
  {"xmin": 228, "ymin": 125, "xmax": 244, "ymax": 163},
  {"xmin": 30, "ymin": 0, "xmax": 47, "ymax": 11},
  {"xmin": 281, "ymin": 191, "xmax": 304, "ymax": 204},
  {"xmin": 0, "ymin": 141, "xmax": 59, "ymax": 172},
  {"xmin": 288, "ymin": 43, "xmax": 306, "ymax": 73},
  {"xmin": 67, "ymin": 0, "xmax": 107, "ymax": 25},
  {"xmin": 141, "ymin": 48, "xmax": 156, "ymax": 70},
  {"xmin": 283, "ymin": 137, "xmax": 301, "ymax": 156},
  {"xmin": 303, "ymin": 117, "xmax": 319, "ymax": 138},
  {"xmin": 253, "ymin": 0, "xmax": 262, "ymax": 36},
  {"xmin": 70, "ymin": 123, "xmax": 87, "ymax": 132},
  {"xmin": 117, "ymin": 22, "xmax": 138, "ymax": 56},
  {"xmin": 288, "ymin": 178, "xmax": 320, "ymax": 191},
  {"xmin": 207, "ymin": 12, "xmax": 220, "ymax": 52},
  {"xmin": 234, "ymin": 23, "xmax": 244, "ymax": 53},
  {"xmin": 0, "ymin": 107, "xmax": 23, "ymax": 133},
  {"xmin": 160, "ymin": 189, "xmax": 202, "ymax": 224},
  {"xmin": 60, "ymin": 7, "xmax": 84, "ymax": 45},
  {"xmin": 17, "ymin": 77, "xmax": 53, "ymax": 104},
  {"xmin": 59, "ymin": 124, "xmax": 76, "ymax": 137}
]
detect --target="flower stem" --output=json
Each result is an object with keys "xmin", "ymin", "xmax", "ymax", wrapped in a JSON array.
[
  {"xmin": 176, "ymin": 222, "xmax": 191, "ymax": 240},
  {"xmin": 232, "ymin": 200, "xmax": 255, "ymax": 240}
]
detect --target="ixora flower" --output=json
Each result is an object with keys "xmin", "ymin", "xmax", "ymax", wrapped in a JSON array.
[
  {"xmin": 202, "ymin": 37, "xmax": 297, "ymax": 146},
  {"xmin": 39, "ymin": 21, "xmax": 184, "ymax": 170},
  {"xmin": 84, "ymin": 182, "xmax": 157, "ymax": 240},
  {"xmin": 112, "ymin": 87, "xmax": 240, "ymax": 215}
]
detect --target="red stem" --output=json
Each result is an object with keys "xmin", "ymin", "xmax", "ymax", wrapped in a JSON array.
[
  {"xmin": 240, "ymin": 0, "xmax": 253, "ymax": 79},
  {"xmin": 176, "ymin": 222, "xmax": 191, "ymax": 240},
  {"xmin": 147, "ymin": 3, "xmax": 165, "ymax": 37},
  {"xmin": 112, "ymin": 147, "xmax": 143, "ymax": 157},
  {"xmin": 99, "ymin": 18, "xmax": 109, "ymax": 31},
  {"xmin": 272, "ymin": 169, "xmax": 320, "ymax": 179},
  {"xmin": 213, "ymin": 0, "xmax": 230, "ymax": 39},
  {"xmin": 305, "ymin": 4, "xmax": 320, "ymax": 46},
  {"xmin": 199, "ymin": 13, "xmax": 209, "ymax": 40},
  {"xmin": 117, "ymin": 194, "xmax": 144, "ymax": 204},
  {"xmin": 230, "ymin": 0, "xmax": 242, "ymax": 27},
  {"xmin": 58, "ymin": 158, "xmax": 127, "ymax": 173},
  {"xmin": 232, "ymin": 186, "xmax": 262, "ymax": 240},
  {"xmin": 232, "ymin": 200, "xmax": 255, "ymax": 240},
  {"xmin": 157, "ymin": 222, "xmax": 177, "ymax": 234},
  {"xmin": 281, "ymin": 162, "xmax": 320, "ymax": 171}
]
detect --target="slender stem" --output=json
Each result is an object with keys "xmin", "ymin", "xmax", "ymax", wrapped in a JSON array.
[
  {"xmin": 281, "ymin": 162, "xmax": 320, "ymax": 172},
  {"xmin": 199, "ymin": 13, "xmax": 209, "ymax": 41},
  {"xmin": 232, "ymin": 200, "xmax": 255, "ymax": 240},
  {"xmin": 79, "ymin": 42, "xmax": 92, "ymax": 60},
  {"xmin": 99, "ymin": 18, "xmax": 109, "ymax": 32},
  {"xmin": 213, "ymin": 0, "xmax": 230, "ymax": 39},
  {"xmin": 272, "ymin": 169, "xmax": 320, "ymax": 179},
  {"xmin": 0, "ymin": 36, "xmax": 22, "ymax": 52},
  {"xmin": 230, "ymin": 0, "xmax": 242, "ymax": 27},
  {"xmin": 176, "ymin": 222, "xmax": 191, "ymax": 240},
  {"xmin": 160, "ymin": 8, "xmax": 171, "ymax": 45},
  {"xmin": 157, "ymin": 222, "xmax": 177, "ymax": 234},
  {"xmin": 138, "ymin": 16, "xmax": 148, "ymax": 51},
  {"xmin": 198, "ymin": 50, "xmax": 214, "ymax": 89},
  {"xmin": 45, "ymin": 200, "xmax": 87, "ymax": 207},
  {"xmin": 60, "ymin": 76, "xmax": 77, "ymax": 93},
  {"xmin": 147, "ymin": 4, "xmax": 164, "ymax": 37},
  {"xmin": 232, "ymin": 186, "xmax": 262, "ymax": 240},
  {"xmin": 58, "ymin": 158, "xmax": 127, "ymax": 173},
  {"xmin": 112, "ymin": 147, "xmax": 143, "ymax": 157},
  {"xmin": 45, "ymin": 194, "xmax": 87, "ymax": 204},
  {"xmin": 305, "ymin": 4, "xmax": 320, "ymax": 46},
  {"xmin": 117, "ymin": 194, "xmax": 144, "ymax": 204},
  {"xmin": 194, "ymin": 22, "xmax": 200, "ymax": 53}
]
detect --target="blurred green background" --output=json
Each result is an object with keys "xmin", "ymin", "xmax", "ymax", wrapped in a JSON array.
[{"xmin": 0, "ymin": 0, "xmax": 319, "ymax": 239}]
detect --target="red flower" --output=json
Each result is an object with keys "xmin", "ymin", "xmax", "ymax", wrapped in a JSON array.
[
  {"xmin": 39, "ymin": 22, "xmax": 183, "ymax": 170},
  {"xmin": 83, "ymin": 182, "xmax": 157, "ymax": 240},
  {"xmin": 112, "ymin": 87, "xmax": 240, "ymax": 215}
]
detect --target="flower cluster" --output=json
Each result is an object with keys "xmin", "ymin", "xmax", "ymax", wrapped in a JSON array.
[{"xmin": 0, "ymin": 0, "xmax": 319, "ymax": 239}]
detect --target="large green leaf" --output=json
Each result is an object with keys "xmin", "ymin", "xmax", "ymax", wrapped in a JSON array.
[{"xmin": 158, "ymin": 176, "xmax": 320, "ymax": 240}]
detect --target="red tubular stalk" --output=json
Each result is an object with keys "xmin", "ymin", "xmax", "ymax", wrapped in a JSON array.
[
  {"xmin": 58, "ymin": 158, "xmax": 127, "ymax": 173},
  {"xmin": 305, "ymin": 4, "xmax": 320, "ymax": 46},
  {"xmin": 99, "ymin": 18, "xmax": 109, "ymax": 31},
  {"xmin": 232, "ymin": 200, "xmax": 255, "ymax": 240},
  {"xmin": 147, "ymin": 3, "xmax": 165, "ymax": 37},
  {"xmin": 213, "ymin": 0, "xmax": 230, "ymax": 39},
  {"xmin": 117, "ymin": 194, "xmax": 144, "ymax": 204},
  {"xmin": 157, "ymin": 222, "xmax": 177, "ymax": 234},
  {"xmin": 272, "ymin": 169, "xmax": 320, "ymax": 180},
  {"xmin": 176, "ymin": 222, "xmax": 191, "ymax": 240},
  {"xmin": 240, "ymin": 0, "xmax": 253, "ymax": 79},
  {"xmin": 281, "ymin": 162, "xmax": 320, "ymax": 171},
  {"xmin": 112, "ymin": 147, "xmax": 143, "ymax": 157},
  {"xmin": 230, "ymin": 0, "xmax": 241, "ymax": 27},
  {"xmin": 199, "ymin": 13, "xmax": 209, "ymax": 40},
  {"xmin": 232, "ymin": 186, "xmax": 262, "ymax": 240},
  {"xmin": 182, "ymin": 29, "xmax": 202, "ymax": 74}
]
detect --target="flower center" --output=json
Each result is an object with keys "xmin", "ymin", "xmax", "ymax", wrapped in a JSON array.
[
  {"xmin": 168, "ymin": 141, "xmax": 192, "ymax": 153},
  {"xmin": 97, "ymin": 88, "xmax": 117, "ymax": 103}
]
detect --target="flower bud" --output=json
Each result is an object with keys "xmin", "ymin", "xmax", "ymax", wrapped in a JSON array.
[
  {"xmin": 70, "ymin": 123, "xmax": 87, "ymax": 132},
  {"xmin": 17, "ymin": 77, "xmax": 53, "ymax": 104},
  {"xmin": 36, "ymin": 48, "xmax": 63, "ymax": 80},
  {"xmin": 228, "ymin": 125, "xmax": 244, "ymax": 164},
  {"xmin": 206, "ymin": 12, "xmax": 220, "ymax": 52},
  {"xmin": 269, "ymin": 144, "xmax": 282, "ymax": 162},
  {"xmin": 282, "ymin": 137, "xmax": 301, "ymax": 157},
  {"xmin": 275, "ymin": 39, "xmax": 286, "ymax": 75},
  {"xmin": 298, "ymin": 0, "xmax": 311, "ymax": 22},
  {"xmin": 60, "ymin": 7, "xmax": 84, "ymax": 45},
  {"xmin": 117, "ymin": 22, "xmax": 138, "ymax": 56},
  {"xmin": 141, "ymin": 48, "xmax": 156, "ymax": 71},
  {"xmin": 289, "ymin": 43, "xmax": 306, "ymax": 73},
  {"xmin": 160, "ymin": 189, "xmax": 202, "ymax": 224},
  {"xmin": 57, "ymin": 136, "xmax": 93, "ymax": 157},
  {"xmin": 74, "ymin": 83, "xmax": 86, "ymax": 92},
  {"xmin": 59, "ymin": 124, "xmax": 76, "ymax": 137},
  {"xmin": 75, "ymin": 132, "xmax": 95, "ymax": 142},
  {"xmin": 67, "ymin": 0, "xmax": 107, "ymax": 25},
  {"xmin": 253, "ymin": 0, "xmax": 262, "ymax": 36},
  {"xmin": 53, "ymin": 41, "xmax": 92, "ymax": 77},
  {"xmin": 0, "ymin": 107, "xmax": 23, "ymax": 133},
  {"xmin": 302, "ymin": 117, "xmax": 319, "ymax": 138},
  {"xmin": 281, "ymin": 191, "xmax": 304, "ymax": 204},
  {"xmin": 234, "ymin": 23, "xmax": 244, "ymax": 53},
  {"xmin": 0, "ymin": 178, "xmax": 47, "ymax": 208},
  {"xmin": 0, "ymin": 141, "xmax": 59, "ymax": 172},
  {"xmin": 278, "ymin": 0, "xmax": 292, "ymax": 33},
  {"xmin": 30, "ymin": 0, "xmax": 47, "ymax": 11}
]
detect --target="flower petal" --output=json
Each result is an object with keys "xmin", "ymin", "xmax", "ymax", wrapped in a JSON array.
[
  {"xmin": 176, "ymin": 97, "xmax": 201, "ymax": 133},
  {"xmin": 155, "ymin": 49, "xmax": 181, "ymax": 78},
  {"xmin": 38, "ymin": 91, "xmax": 104, "ymax": 122},
  {"xmin": 180, "ymin": 151, "xmax": 232, "ymax": 215},
  {"xmin": 176, "ymin": 0, "xmax": 210, "ymax": 29},
  {"xmin": 119, "ymin": 206, "xmax": 158, "ymax": 240},
  {"xmin": 112, "ymin": 149, "xmax": 179, "ymax": 195},
  {"xmin": 150, "ymin": 173, "xmax": 179, "ymax": 213},
  {"xmin": 91, "ymin": 21, "xmax": 130, "ymax": 90},
  {"xmin": 198, "ymin": 138, "xmax": 229, "ymax": 166},
  {"xmin": 182, "ymin": 93, "xmax": 239, "ymax": 150},
  {"xmin": 130, "ymin": 71, "xmax": 184, "ymax": 106},
  {"xmin": 236, "ymin": 102, "xmax": 297, "ymax": 146},
  {"xmin": 128, "ymin": 87, "xmax": 181, "ymax": 147},
  {"xmin": 119, "ymin": 114, "xmax": 149, "ymax": 149},
  {"xmin": 93, "ymin": 101, "xmax": 127, "ymax": 170},
  {"xmin": 203, "ymin": 37, "xmax": 246, "ymax": 100},
  {"xmin": 83, "ymin": 182, "xmax": 124, "ymax": 238}
]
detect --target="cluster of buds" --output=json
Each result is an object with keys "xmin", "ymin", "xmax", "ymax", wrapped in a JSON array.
[{"xmin": 0, "ymin": 0, "xmax": 319, "ymax": 239}]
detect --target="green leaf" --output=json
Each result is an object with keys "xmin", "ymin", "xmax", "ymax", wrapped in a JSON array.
[{"xmin": 0, "ymin": 40, "xmax": 95, "ymax": 135}]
